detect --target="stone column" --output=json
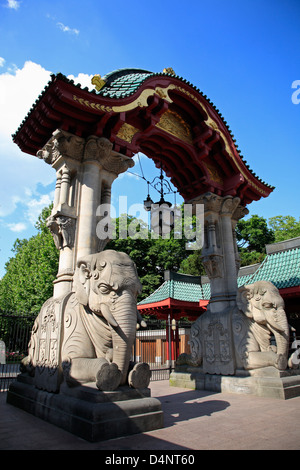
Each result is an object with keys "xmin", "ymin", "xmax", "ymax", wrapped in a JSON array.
[
  {"xmin": 37, "ymin": 129, "xmax": 134, "ymax": 299},
  {"xmin": 189, "ymin": 192, "xmax": 248, "ymax": 375},
  {"xmin": 76, "ymin": 136, "xmax": 134, "ymax": 259},
  {"xmin": 38, "ymin": 130, "xmax": 83, "ymax": 298}
]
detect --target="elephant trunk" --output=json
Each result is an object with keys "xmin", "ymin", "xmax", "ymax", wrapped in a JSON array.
[
  {"xmin": 267, "ymin": 308, "xmax": 289, "ymax": 358},
  {"xmin": 109, "ymin": 293, "xmax": 137, "ymax": 384}
]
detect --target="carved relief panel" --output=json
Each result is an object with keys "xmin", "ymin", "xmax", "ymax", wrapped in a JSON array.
[{"xmin": 33, "ymin": 297, "xmax": 68, "ymax": 392}]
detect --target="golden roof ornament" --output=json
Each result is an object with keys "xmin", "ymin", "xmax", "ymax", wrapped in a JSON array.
[
  {"xmin": 163, "ymin": 67, "xmax": 176, "ymax": 76},
  {"xmin": 91, "ymin": 74, "xmax": 107, "ymax": 91}
]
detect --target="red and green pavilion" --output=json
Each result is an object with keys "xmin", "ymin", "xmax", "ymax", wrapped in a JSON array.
[{"xmin": 137, "ymin": 236, "xmax": 300, "ymax": 362}]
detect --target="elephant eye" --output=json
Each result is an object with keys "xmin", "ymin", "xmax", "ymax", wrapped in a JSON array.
[
  {"xmin": 262, "ymin": 302, "xmax": 274, "ymax": 309},
  {"xmin": 99, "ymin": 284, "xmax": 111, "ymax": 294}
]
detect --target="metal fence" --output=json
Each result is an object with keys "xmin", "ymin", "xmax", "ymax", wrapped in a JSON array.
[
  {"xmin": 3, "ymin": 311, "xmax": 300, "ymax": 391},
  {"xmin": 0, "ymin": 312, "xmax": 36, "ymax": 392},
  {"xmin": 0, "ymin": 311, "xmax": 192, "ymax": 391},
  {"xmin": 135, "ymin": 317, "xmax": 192, "ymax": 381}
]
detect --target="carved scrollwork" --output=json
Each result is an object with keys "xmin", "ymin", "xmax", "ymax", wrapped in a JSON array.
[
  {"xmin": 197, "ymin": 193, "xmax": 223, "ymax": 213},
  {"xmin": 232, "ymin": 204, "xmax": 249, "ymax": 222},
  {"xmin": 204, "ymin": 320, "xmax": 231, "ymax": 365},
  {"xmin": 190, "ymin": 319, "xmax": 203, "ymax": 366},
  {"xmin": 84, "ymin": 136, "xmax": 134, "ymax": 175},
  {"xmin": 37, "ymin": 130, "xmax": 84, "ymax": 164},
  {"xmin": 202, "ymin": 253, "xmax": 223, "ymax": 279},
  {"xmin": 47, "ymin": 215, "xmax": 76, "ymax": 250},
  {"xmin": 38, "ymin": 130, "xmax": 135, "ymax": 177},
  {"xmin": 221, "ymin": 196, "xmax": 241, "ymax": 216}
]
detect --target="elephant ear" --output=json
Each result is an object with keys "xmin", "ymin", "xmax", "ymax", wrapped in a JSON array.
[
  {"xmin": 73, "ymin": 260, "xmax": 91, "ymax": 306},
  {"xmin": 237, "ymin": 284, "xmax": 254, "ymax": 318}
]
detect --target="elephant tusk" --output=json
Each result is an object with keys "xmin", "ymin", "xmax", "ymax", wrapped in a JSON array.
[
  {"xmin": 100, "ymin": 303, "xmax": 119, "ymax": 327},
  {"xmin": 137, "ymin": 309, "xmax": 147, "ymax": 328}
]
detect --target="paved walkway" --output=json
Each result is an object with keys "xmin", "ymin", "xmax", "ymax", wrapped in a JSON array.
[{"xmin": 1, "ymin": 380, "xmax": 300, "ymax": 450}]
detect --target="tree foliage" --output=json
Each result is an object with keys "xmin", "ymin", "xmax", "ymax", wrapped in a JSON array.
[
  {"xmin": 236, "ymin": 213, "xmax": 300, "ymax": 267},
  {"xmin": 0, "ymin": 205, "xmax": 59, "ymax": 314},
  {"xmin": 236, "ymin": 214, "xmax": 275, "ymax": 252},
  {"xmin": 106, "ymin": 214, "xmax": 195, "ymax": 300},
  {"xmin": 179, "ymin": 250, "xmax": 205, "ymax": 276},
  {"xmin": 269, "ymin": 215, "xmax": 300, "ymax": 242}
]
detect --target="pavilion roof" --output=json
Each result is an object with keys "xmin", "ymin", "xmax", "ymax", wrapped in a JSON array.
[
  {"xmin": 138, "ymin": 237, "xmax": 300, "ymax": 306},
  {"xmin": 247, "ymin": 237, "xmax": 300, "ymax": 291},
  {"xmin": 12, "ymin": 68, "xmax": 274, "ymax": 205},
  {"xmin": 138, "ymin": 271, "xmax": 205, "ymax": 305}
]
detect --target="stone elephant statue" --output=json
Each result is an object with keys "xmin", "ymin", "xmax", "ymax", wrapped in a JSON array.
[
  {"xmin": 233, "ymin": 280, "xmax": 289, "ymax": 370},
  {"xmin": 21, "ymin": 250, "xmax": 150, "ymax": 392},
  {"xmin": 189, "ymin": 280, "xmax": 290, "ymax": 373}
]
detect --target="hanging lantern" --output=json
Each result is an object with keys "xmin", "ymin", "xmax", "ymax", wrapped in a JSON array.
[{"xmin": 143, "ymin": 194, "xmax": 153, "ymax": 212}]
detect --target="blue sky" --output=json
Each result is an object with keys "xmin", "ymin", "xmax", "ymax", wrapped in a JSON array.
[{"xmin": 0, "ymin": 0, "xmax": 299, "ymax": 277}]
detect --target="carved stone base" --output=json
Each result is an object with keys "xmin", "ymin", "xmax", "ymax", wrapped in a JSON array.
[
  {"xmin": 7, "ymin": 374, "xmax": 164, "ymax": 442},
  {"xmin": 170, "ymin": 366, "xmax": 300, "ymax": 400},
  {"xmin": 190, "ymin": 306, "xmax": 236, "ymax": 375}
]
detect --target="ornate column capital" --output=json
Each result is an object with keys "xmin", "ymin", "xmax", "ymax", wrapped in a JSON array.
[
  {"xmin": 232, "ymin": 204, "xmax": 249, "ymax": 222},
  {"xmin": 37, "ymin": 129, "xmax": 134, "ymax": 176},
  {"xmin": 189, "ymin": 192, "xmax": 248, "ymax": 221},
  {"xmin": 220, "ymin": 196, "xmax": 241, "ymax": 216},
  {"xmin": 191, "ymin": 192, "xmax": 223, "ymax": 214},
  {"xmin": 84, "ymin": 135, "xmax": 134, "ymax": 175},
  {"xmin": 37, "ymin": 129, "xmax": 85, "ymax": 165}
]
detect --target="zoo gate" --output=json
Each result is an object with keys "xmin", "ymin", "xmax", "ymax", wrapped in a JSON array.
[
  {"xmin": 134, "ymin": 317, "xmax": 192, "ymax": 381},
  {"xmin": 0, "ymin": 312, "xmax": 192, "ymax": 391}
]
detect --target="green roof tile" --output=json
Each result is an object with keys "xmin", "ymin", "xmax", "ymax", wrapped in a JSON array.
[
  {"xmin": 139, "ymin": 245, "xmax": 300, "ymax": 306},
  {"xmin": 98, "ymin": 69, "xmax": 153, "ymax": 99},
  {"xmin": 249, "ymin": 247, "xmax": 300, "ymax": 289},
  {"xmin": 138, "ymin": 278, "xmax": 208, "ymax": 305}
]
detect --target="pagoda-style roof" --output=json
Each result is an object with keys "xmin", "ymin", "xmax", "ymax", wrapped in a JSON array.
[
  {"xmin": 137, "ymin": 270, "xmax": 208, "ymax": 318},
  {"xmin": 12, "ymin": 68, "xmax": 274, "ymax": 205},
  {"xmin": 201, "ymin": 237, "xmax": 300, "ymax": 299},
  {"xmin": 137, "ymin": 271, "xmax": 208, "ymax": 320}
]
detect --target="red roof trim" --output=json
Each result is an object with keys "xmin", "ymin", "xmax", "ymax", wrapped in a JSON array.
[
  {"xmin": 137, "ymin": 298, "xmax": 201, "ymax": 311},
  {"xmin": 13, "ymin": 73, "xmax": 274, "ymax": 204},
  {"xmin": 279, "ymin": 286, "xmax": 300, "ymax": 297}
]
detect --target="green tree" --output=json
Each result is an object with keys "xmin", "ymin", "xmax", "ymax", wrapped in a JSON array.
[
  {"xmin": 269, "ymin": 215, "xmax": 300, "ymax": 242},
  {"xmin": 0, "ymin": 204, "xmax": 59, "ymax": 314},
  {"xmin": 179, "ymin": 250, "xmax": 205, "ymax": 276},
  {"xmin": 236, "ymin": 214, "xmax": 275, "ymax": 252},
  {"xmin": 106, "ymin": 214, "xmax": 193, "ymax": 300}
]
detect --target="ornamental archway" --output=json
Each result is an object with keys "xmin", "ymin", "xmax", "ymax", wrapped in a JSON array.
[
  {"xmin": 13, "ymin": 67, "xmax": 274, "ymax": 375},
  {"xmin": 14, "ymin": 67, "xmax": 273, "ymax": 205}
]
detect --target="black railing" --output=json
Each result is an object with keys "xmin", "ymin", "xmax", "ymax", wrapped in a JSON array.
[
  {"xmin": 0, "ymin": 312, "xmax": 36, "ymax": 391},
  {"xmin": 0, "ymin": 312, "xmax": 192, "ymax": 391},
  {"xmin": 135, "ymin": 317, "xmax": 192, "ymax": 381}
]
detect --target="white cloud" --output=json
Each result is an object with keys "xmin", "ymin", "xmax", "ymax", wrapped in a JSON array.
[
  {"xmin": 0, "ymin": 61, "xmax": 92, "ymax": 220},
  {"xmin": 57, "ymin": 22, "xmax": 79, "ymax": 35},
  {"xmin": 25, "ymin": 193, "xmax": 53, "ymax": 225},
  {"xmin": 67, "ymin": 72, "xmax": 94, "ymax": 90},
  {"xmin": 0, "ymin": 60, "xmax": 52, "ymax": 137},
  {"xmin": 6, "ymin": 222, "xmax": 27, "ymax": 232},
  {"xmin": 0, "ymin": 57, "xmax": 5, "ymax": 67},
  {"xmin": 5, "ymin": 0, "xmax": 20, "ymax": 10}
]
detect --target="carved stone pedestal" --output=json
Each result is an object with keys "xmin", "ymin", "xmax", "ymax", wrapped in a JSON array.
[
  {"xmin": 7, "ymin": 374, "xmax": 164, "ymax": 442},
  {"xmin": 188, "ymin": 193, "xmax": 249, "ymax": 375},
  {"xmin": 169, "ymin": 366, "xmax": 300, "ymax": 400}
]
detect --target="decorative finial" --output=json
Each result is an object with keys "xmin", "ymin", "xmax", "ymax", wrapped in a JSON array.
[
  {"xmin": 163, "ymin": 67, "xmax": 176, "ymax": 76},
  {"xmin": 91, "ymin": 74, "xmax": 107, "ymax": 91}
]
